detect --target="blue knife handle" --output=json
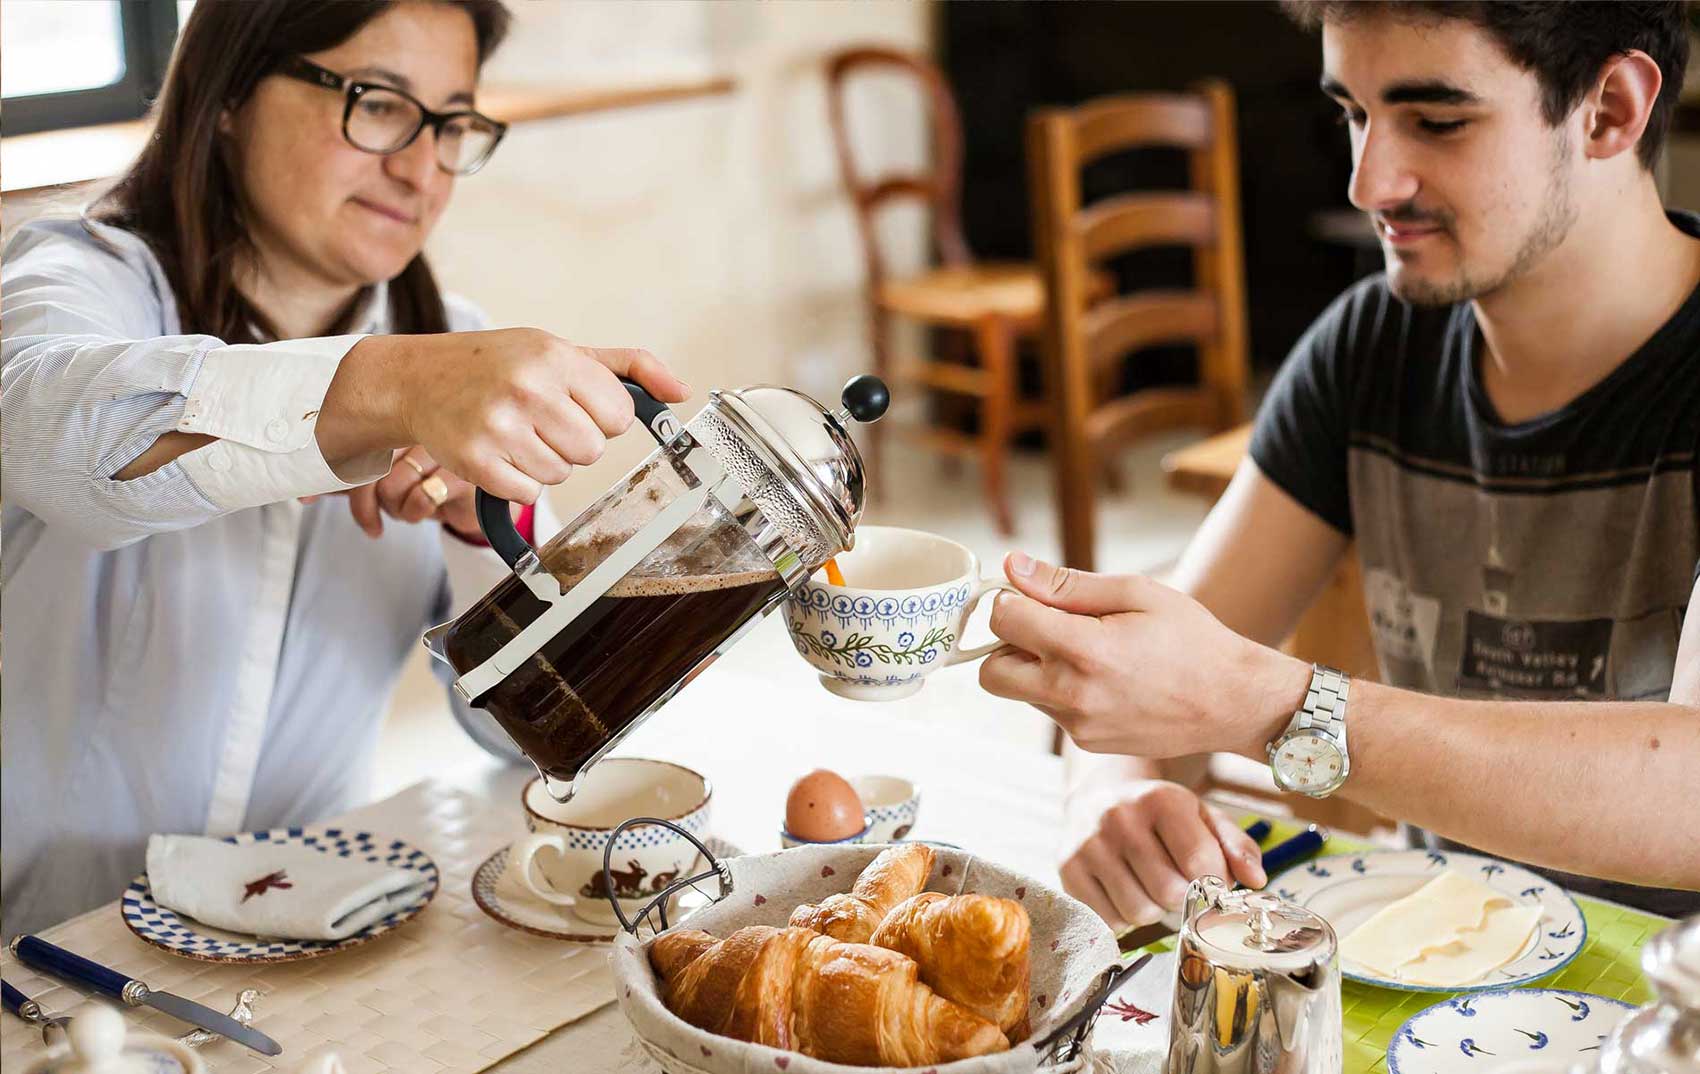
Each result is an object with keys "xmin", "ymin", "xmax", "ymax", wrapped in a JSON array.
[
  {"xmin": 1243, "ymin": 819, "xmax": 1272, "ymax": 844},
  {"xmin": 2, "ymin": 979, "xmax": 28, "ymax": 1016},
  {"xmin": 1260, "ymin": 825, "xmax": 1326, "ymax": 875},
  {"xmin": 14, "ymin": 936, "xmax": 134, "ymax": 1002}
]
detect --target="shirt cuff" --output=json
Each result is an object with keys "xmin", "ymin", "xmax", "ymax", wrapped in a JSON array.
[{"xmin": 176, "ymin": 335, "xmax": 390, "ymax": 509}]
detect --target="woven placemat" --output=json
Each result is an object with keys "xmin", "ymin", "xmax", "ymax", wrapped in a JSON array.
[
  {"xmin": 1, "ymin": 781, "xmax": 617, "ymax": 1074},
  {"xmin": 1127, "ymin": 817, "xmax": 1668, "ymax": 1074}
]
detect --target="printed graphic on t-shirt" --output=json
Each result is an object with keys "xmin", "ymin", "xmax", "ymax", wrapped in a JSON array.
[
  {"xmin": 1363, "ymin": 567, "xmax": 1441, "ymax": 665},
  {"xmin": 1456, "ymin": 610, "xmax": 1612, "ymax": 698}
]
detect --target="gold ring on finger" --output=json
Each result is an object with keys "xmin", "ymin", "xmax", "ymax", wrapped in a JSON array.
[
  {"xmin": 401, "ymin": 455, "xmax": 429, "ymax": 478},
  {"xmin": 420, "ymin": 474, "xmax": 449, "ymax": 507}
]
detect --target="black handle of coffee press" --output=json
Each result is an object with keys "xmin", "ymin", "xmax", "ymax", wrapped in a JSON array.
[{"xmin": 475, "ymin": 378, "xmax": 680, "ymax": 568}]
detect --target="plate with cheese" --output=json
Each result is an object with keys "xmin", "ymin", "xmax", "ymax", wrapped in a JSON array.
[{"xmin": 1269, "ymin": 849, "xmax": 1585, "ymax": 992}]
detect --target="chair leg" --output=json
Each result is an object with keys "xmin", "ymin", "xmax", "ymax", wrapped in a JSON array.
[{"xmin": 974, "ymin": 315, "xmax": 1017, "ymax": 537}]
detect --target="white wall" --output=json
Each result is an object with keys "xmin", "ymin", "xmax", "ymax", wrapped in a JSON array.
[{"xmin": 426, "ymin": 0, "xmax": 938, "ymax": 521}]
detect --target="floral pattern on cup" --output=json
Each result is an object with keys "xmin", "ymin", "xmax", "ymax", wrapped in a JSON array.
[
  {"xmin": 851, "ymin": 775, "xmax": 920, "ymax": 843},
  {"xmin": 785, "ymin": 526, "xmax": 1013, "ymax": 701},
  {"xmin": 790, "ymin": 625, "xmax": 957, "ymax": 671}
]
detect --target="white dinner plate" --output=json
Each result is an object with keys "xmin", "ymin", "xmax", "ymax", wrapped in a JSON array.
[
  {"xmin": 1386, "ymin": 988, "xmax": 1634, "ymax": 1072},
  {"xmin": 1269, "ymin": 848, "xmax": 1585, "ymax": 991}
]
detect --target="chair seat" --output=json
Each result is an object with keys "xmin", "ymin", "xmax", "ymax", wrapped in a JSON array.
[{"xmin": 877, "ymin": 262, "xmax": 1044, "ymax": 324}]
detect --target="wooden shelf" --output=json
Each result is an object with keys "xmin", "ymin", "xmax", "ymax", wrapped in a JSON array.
[{"xmin": 1, "ymin": 75, "xmax": 736, "ymax": 197}]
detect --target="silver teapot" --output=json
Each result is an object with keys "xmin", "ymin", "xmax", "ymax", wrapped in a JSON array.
[
  {"xmin": 1589, "ymin": 912, "xmax": 1700, "ymax": 1074},
  {"xmin": 1167, "ymin": 876, "xmax": 1341, "ymax": 1074}
]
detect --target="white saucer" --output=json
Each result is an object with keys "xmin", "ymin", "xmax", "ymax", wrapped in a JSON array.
[{"xmin": 471, "ymin": 837, "xmax": 741, "ymax": 942}]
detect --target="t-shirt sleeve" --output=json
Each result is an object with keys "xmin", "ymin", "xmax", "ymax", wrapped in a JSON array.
[{"xmin": 1248, "ymin": 278, "xmax": 1381, "ymax": 536}]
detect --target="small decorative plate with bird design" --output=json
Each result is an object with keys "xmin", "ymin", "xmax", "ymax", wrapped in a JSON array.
[
  {"xmin": 1386, "ymin": 988, "xmax": 1635, "ymax": 1073},
  {"xmin": 121, "ymin": 827, "xmax": 438, "ymax": 963}
]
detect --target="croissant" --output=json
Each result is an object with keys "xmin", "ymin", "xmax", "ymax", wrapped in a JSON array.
[
  {"xmin": 871, "ymin": 892, "xmax": 1032, "ymax": 1042},
  {"xmin": 651, "ymin": 925, "xmax": 1010, "ymax": 1066},
  {"xmin": 789, "ymin": 843, "xmax": 935, "ymax": 943}
]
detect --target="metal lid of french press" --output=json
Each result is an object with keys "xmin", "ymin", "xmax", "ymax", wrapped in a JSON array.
[
  {"xmin": 710, "ymin": 375, "xmax": 889, "ymax": 555},
  {"xmin": 1188, "ymin": 878, "xmax": 1336, "ymax": 974}
]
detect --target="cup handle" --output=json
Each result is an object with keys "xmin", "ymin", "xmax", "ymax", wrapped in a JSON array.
[
  {"xmin": 510, "ymin": 832, "xmax": 576, "ymax": 906},
  {"xmin": 944, "ymin": 578, "xmax": 1018, "ymax": 666}
]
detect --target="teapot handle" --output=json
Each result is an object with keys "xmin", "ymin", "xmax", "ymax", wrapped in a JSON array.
[{"xmin": 475, "ymin": 379, "xmax": 681, "ymax": 568}]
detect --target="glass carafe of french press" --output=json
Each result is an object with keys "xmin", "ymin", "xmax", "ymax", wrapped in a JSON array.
[{"xmin": 423, "ymin": 376, "xmax": 888, "ymax": 802}]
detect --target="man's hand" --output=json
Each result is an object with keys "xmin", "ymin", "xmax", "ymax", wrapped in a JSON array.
[
  {"xmin": 980, "ymin": 552, "xmax": 1311, "ymax": 760},
  {"xmin": 1062, "ymin": 780, "xmax": 1266, "ymax": 929}
]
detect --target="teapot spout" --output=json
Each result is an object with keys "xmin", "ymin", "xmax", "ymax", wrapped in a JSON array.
[{"xmin": 422, "ymin": 620, "xmax": 452, "ymax": 664}]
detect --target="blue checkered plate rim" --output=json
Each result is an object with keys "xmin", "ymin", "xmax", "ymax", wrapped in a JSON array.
[{"xmin": 120, "ymin": 827, "xmax": 440, "ymax": 964}]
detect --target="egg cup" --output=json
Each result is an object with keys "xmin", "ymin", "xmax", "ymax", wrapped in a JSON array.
[{"xmin": 779, "ymin": 819, "xmax": 871, "ymax": 850}]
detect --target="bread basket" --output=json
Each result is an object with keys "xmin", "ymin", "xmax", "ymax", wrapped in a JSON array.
[{"xmin": 606, "ymin": 822, "xmax": 1130, "ymax": 1074}]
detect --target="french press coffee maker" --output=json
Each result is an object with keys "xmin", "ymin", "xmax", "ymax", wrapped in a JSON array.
[{"xmin": 423, "ymin": 376, "xmax": 889, "ymax": 802}]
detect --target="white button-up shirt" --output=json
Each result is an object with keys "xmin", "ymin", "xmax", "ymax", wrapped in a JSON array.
[{"xmin": 1, "ymin": 217, "xmax": 526, "ymax": 939}]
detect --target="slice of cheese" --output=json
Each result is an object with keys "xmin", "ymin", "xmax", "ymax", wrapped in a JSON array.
[
  {"xmin": 1341, "ymin": 870, "xmax": 1540, "ymax": 985},
  {"xmin": 1392, "ymin": 904, "xmax": 1543, "ymax": 986}
]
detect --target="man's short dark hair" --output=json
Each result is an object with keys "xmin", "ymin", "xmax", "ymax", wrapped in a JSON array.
[{"xmin": 1282, "ymin": 1, "xmax": 1689, "ymax": 170}]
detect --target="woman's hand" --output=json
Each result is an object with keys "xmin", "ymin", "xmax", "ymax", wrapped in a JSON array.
[
  {"xmin": 321, "ymin": 328, "xmax": 691, "ymax": 504},
  {"xmin": 302, "ymin": 447, "xmax": 483, "ymax": 541}
]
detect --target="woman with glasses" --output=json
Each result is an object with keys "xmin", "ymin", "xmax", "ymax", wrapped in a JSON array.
[{"xmin": 0, "ymin": 0, "xmax": 687, "ymax": 938}]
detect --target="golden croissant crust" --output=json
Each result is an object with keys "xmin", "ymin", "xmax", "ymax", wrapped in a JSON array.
[
  {"xmin": 870, "ymin": 891, "xmax": 1033, "ymax": 1041},
  {"xmin": 650, "ymin": 925, "xmax": 1010, "ymax": 1066},
  {"xmin": 788, "ymin": 843, "xmax": 936, "ymax": 943}
]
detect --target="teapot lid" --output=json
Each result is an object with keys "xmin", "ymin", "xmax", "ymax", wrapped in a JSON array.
[
  {"xmin": 708, "ymin": 376, "xmax": 888, "ymax": 557},
  {"xmin": 1642, "ymin": 913, "xmax": 1700, "ymax": 1010},
  {"xmin": 25, "ymin": 1005, "xmax": 200, "ymax": 1074},
  {"xmin": 1187, "ymin": 879, "xmax": 1337, "ymax": 975}
]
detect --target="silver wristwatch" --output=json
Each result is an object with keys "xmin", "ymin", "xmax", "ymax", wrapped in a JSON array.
[{"xmin": 1267, "ymin": 664, "xmax": 1351, "ymax": 798}]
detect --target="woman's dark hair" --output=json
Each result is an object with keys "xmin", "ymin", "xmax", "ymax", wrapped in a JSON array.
[
  {"xmin": 92, "ymin": 0, "xmax": 510, "ymax": 342},
  {"xmin": 1282, "ymin": 1, "xmax": 1688, "ymax": 172}
]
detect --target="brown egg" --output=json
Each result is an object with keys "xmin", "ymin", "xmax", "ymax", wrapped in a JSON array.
[{"xmin": 785, "ymin": 769, "xmax": 865, "ymax": 841}]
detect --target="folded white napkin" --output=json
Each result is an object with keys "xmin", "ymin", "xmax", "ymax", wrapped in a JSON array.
[{"xmin": 146, "ymin": 834, "xmax": 429, "ymax": 941}]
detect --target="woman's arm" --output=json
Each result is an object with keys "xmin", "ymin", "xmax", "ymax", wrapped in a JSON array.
[{"xmin": 2, "ymin": 230, "xmax": 393, "ymax": 550}]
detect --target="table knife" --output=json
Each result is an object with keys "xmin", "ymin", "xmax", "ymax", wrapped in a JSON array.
[
  {"xmin": 1116, "ymin": 823, "xmax": 1328, "ymax": 953},
  {"xmin": 11, "ymin": 936, "xmax": 282, "ymax": 1056}
]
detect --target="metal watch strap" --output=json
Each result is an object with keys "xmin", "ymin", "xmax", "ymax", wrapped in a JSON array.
[{"xmin": 1294, "ymin": 664, "xmax": 1350, "ymax": 745}]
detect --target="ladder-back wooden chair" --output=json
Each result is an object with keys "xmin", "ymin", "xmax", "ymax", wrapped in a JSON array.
[
  {"xmin": 1027, "ymin": 80, "xmax": 1251, "ymax": 570},
  {"xmin": 827, "ymin": 45, "xmax": 1050, "ymax": 535}
]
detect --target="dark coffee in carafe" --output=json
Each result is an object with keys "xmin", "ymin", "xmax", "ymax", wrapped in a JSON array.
[{"xmin": 441, "ymin": 518, "xmax": 785, "ymax": 784}]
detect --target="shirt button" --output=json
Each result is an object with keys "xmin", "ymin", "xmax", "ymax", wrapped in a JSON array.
[
  {"xmin": 207, "ymin": 447, "xmax": 232, "ymax": 473},
  {"xmin": 265, "ymin": 418, "xmax": 291, "ymax": 443}
]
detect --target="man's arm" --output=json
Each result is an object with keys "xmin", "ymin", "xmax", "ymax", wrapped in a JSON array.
[
  {"xmin": 1301, "ymin": 571, "xmax": 1700, "ymax": 888},
  {"xmin": 1051, "ymin": 459, "xmax": 1351, "ymax": 927},
  {"xmin": 987, "ymin": 557, "xmax": 1700, "ymax": 891},
  {"xmin": 1065, "ymin": 459, "xmax": 1349, "ymax": 794}
]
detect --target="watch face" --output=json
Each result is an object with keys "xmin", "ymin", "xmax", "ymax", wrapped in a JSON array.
[{"xmin": 1273, "ymin": 732, "xmax": 1345, "ymax": 793}]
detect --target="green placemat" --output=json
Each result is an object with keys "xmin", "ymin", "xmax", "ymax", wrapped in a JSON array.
[{"xmin": 1128, "ymin": 817, "xmax": 1669, "ymax": 1073}]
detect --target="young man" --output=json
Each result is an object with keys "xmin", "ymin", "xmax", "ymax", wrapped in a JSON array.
[{"xmin": 981, "ymin": 1, "xmax": 1699, "ymax": 924}]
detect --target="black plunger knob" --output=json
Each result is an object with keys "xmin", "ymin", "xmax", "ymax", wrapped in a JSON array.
[{"xmin": 841, "ymin": 375, "xmax": 890, "ymax": 424}]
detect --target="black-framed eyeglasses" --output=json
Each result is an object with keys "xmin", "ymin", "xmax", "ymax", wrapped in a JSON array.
[{"xmin": 277, "ymin": 57, "xmax": 507, "ymax": 176}]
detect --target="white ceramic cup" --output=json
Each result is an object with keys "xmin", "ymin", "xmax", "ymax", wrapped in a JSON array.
[
  {"xmin": 509, "ymin": 758, "xmax": 711, "ymax": 925},
  {"xmin": 784, "ymin": 526, "xmax": 1014, "ymax": 701},
  {"xmin": 851, "ymin": 775, "xmax": 921, "ymax": 842}
]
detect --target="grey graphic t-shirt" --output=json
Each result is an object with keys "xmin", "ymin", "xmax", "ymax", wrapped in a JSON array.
[{"xmin": 1250, "ymin": 214, "xmax": 1699, "ymax": 917}]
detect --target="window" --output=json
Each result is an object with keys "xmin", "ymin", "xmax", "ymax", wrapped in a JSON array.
[{"xmin": 1, "ymin": 0, "xmax": 180, "ymax": 136}]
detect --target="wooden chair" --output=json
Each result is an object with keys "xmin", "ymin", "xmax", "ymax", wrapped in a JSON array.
[
  {"xmin": 1027, "ymin": 81, "xmax": 1251, "ymax": 570},
  {"xmin": 825, "ymin": 46, "xmax": 1049, "ymax": 535}
]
